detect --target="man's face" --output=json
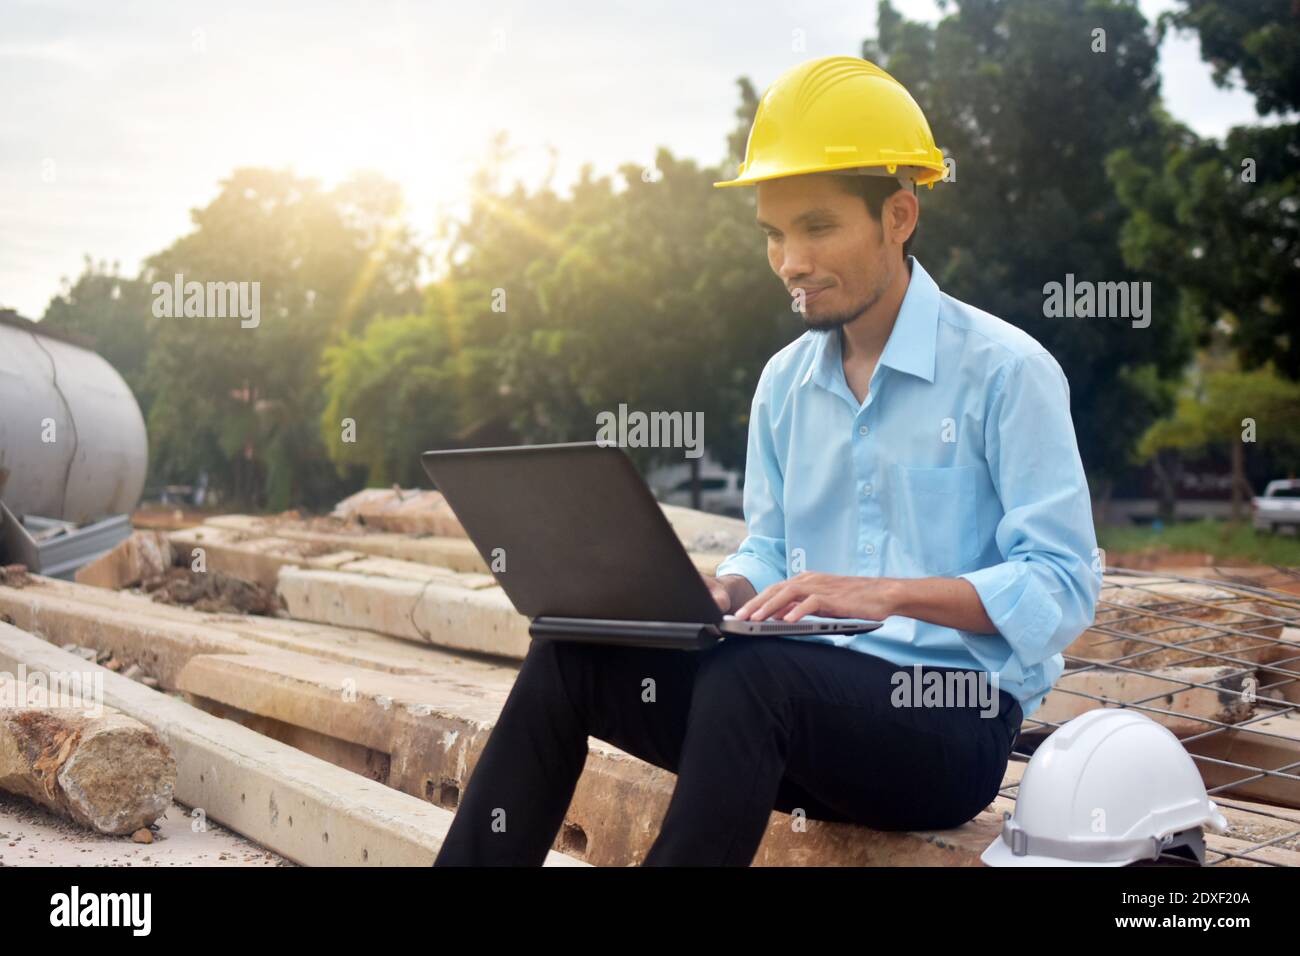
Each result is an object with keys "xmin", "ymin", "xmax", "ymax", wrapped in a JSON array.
[{"xmin": 755, "ymin": 173, "xmax": 910, "ymax": 331}]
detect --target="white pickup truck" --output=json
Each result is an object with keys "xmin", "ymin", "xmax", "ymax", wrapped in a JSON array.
[{"xmin": 1252, "ymin": 479, "xmax": 1300, "ymax": 532}]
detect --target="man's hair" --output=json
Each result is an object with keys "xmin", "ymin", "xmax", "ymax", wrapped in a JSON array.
[{"xmin": 832, "ymin": 174, "xmax": 915, "ymax": 261}]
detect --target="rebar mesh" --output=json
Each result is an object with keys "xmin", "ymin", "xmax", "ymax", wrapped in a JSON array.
[{"xmin": 997, "ymin": 567, "xmax": 1300, "ymax": 867}]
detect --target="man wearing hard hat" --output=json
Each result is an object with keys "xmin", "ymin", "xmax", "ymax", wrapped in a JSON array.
[{"xmin": 435, "ymin": 56, "xmax": 1100, "ymax": 867}]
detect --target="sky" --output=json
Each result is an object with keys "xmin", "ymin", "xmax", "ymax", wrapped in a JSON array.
[{"xmin": 0, "ymin": 0, "xmax": 1274, "ymax": 320}]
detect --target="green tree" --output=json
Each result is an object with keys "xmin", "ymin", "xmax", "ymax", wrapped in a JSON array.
[
  {"xmin": 319, "ymin": 307, "xmax": 462, "ymax": 487},
  {"xmin": 378, "ymin": 129, "xmax": 793, "ymax": 501},
  {"xmin": 40, "ymin": 257, "xmax": 157, "ymax": 415},
  {"xmin": 1138, "ymin": 360, "xmax": 1300, "ymax": 519},
  {"xmin": 142, "ymin": 168, "xmax": 421, "ymax": 510},
  {"xmin": 1109, "ymin": 0, "xmax": 1299, "ymax": 378},
  {"xmin": 864, "ymin": 0, "xmax": 1196, "ymax": 498},
  {"xmin": 1162, "ymin": 0, "xmax": 1299, "ymax": 116}
]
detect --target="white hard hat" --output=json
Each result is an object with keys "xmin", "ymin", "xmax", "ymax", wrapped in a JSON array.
[{"xmin": 982, "ymin": 708, "xmax": 1229, "ymax": 867}]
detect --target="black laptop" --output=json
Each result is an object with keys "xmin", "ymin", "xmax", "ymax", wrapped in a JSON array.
[{"xmin": 419, "ymin": 441, "xmax": 883, "ymax": 650}]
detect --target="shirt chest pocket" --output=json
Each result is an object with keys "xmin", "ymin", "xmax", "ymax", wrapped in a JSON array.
[{"xmin": 888, "ymin": 463, "xmax": 981, "ymax": 576}]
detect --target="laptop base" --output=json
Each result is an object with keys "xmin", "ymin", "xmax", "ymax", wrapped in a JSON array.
[{"xmin": 529, "ymin": 617, "xmax": 721, "ymax": 650}]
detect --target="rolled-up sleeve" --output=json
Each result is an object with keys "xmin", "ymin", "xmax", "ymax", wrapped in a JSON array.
[
  {"xmin": 957, "ymin": 351, "xmax": 1100, "ymax": 677},
  {"xmin": 715, "ymin": 361, "xmax": 788, "ymax": 595}
]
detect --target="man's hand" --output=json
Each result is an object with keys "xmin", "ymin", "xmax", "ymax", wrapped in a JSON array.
[
  {"xmin": 733, "ymin": 572, "xmax": 901, "ymax": 622},
  {"xmin": 700, "ymin": 573, "xmax": 758, "ymax": 612},
  {"xmin": 732, "ymin": 572, "xmax": 998, "ymax": 634},
  {"xmin": 702, "ymin": 573, "xmax": 731, "ymax": 611}
]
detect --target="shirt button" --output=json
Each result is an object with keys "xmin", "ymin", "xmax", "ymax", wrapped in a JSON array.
[
  {"xmin": 858, "ymin": 425, "xmax": 869, "ymax": 436},
  {"xmin": 862, "ymin": 483, "xmax": 873, "ymax": 496},
  {"xmin": 865, "ymin": 543, "xmax": 876, "ymax": 555}
]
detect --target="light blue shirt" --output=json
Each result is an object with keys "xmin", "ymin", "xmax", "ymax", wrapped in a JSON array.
[{"xmin": 715, "ymin": 256, "xmax": 1100, "ymax": 721}]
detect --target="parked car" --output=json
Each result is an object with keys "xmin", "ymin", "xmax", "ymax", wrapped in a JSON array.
[
  {"xmin": 661, "ymin": 472, "xmax": 744, "ymax": 518},
  {"xmin": 1252, "ymin": 479, "xmax": 1300, "ymax": 533}
]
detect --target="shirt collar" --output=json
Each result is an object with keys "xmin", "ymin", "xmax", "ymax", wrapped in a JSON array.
[{"xmin": 799, "ymin": 255, "xmax": 940, "ymax": 390}]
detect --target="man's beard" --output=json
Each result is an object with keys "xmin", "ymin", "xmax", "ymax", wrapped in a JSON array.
[{"xmin": 799, "ymin": 279, "xmax": 888, "ymax": 331}]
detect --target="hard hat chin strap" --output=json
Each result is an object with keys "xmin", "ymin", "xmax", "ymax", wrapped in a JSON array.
[{"xmin": 1000, "ymin": 812, "xmax": 1209, "ymax": 866}]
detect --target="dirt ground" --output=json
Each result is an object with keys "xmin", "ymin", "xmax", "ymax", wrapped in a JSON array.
[
  {"xmin": 0, "ymin": 791, "xmax": 292, "ymax": 867},
  {"xmin": 142, "ymin": 566, "xmax": 283, "ymax": 615}
]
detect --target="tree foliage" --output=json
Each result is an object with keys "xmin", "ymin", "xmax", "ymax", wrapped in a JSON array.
[{"xmin": 864, "ymin": 0, "xmax": 1196, "ymax": 483}]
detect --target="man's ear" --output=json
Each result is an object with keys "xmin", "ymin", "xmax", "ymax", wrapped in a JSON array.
[{"xmin": 885, "ymin": 189, "xmax": 919, "ymax": 248}]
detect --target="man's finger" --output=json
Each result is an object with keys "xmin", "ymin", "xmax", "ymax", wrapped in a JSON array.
[
  {"xmin": 782, "ymin": 595, "xmax": 820, "ymax": 622},
  {"xmin": 734, "ymin": 585, "xmax": 779, "ymax": 619},
  {"xmin": 766, "ymin": 600, "xmax": 800, "ymax": 621},
  {"xmin": 747, "ymin": 585, "xmax": 805, "ymax": 621},
  {"xmin": 734, "ymin": 584, "xmax": 779, "ymax": 619}
]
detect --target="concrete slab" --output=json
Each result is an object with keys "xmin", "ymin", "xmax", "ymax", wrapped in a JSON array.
[
  {"xmin": 200, "ymin": 517, "xmax": 488, "ymax": 572},
  {"xmin": 1036, "ymin": 665, "xmax": 1255, "ymax": 735},
  {"xmin": 276, "ymin": 568, "xmax": 532, "ymax": 658},
  {"xmin": 0, "ymin": 572, "xmax": 520, "ymax": 681},
  {"xmin": 0, "ymin": 624, "xmax": 586, "ymax": 867},
  {"xmin": 167, "ymin": 646, "xmax": 1018, "ymax": 866}
]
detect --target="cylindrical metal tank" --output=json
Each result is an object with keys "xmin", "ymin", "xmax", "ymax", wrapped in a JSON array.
[{"xmin": 0, "ymin": 311, "xmax": 148, "ymax": 522}]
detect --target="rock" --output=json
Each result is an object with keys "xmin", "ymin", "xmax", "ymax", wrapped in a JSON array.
[{"xmin": 0, "ymin": 565, "xmax": 32, "ymax": 588}]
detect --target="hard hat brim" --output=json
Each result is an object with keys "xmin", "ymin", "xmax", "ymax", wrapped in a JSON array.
[
  {"xmin": 713, "ymin": 163, "xmax": 945, "ymax": 189},
  {"xmin": 980, "ymin": 838, "xmax": 1132, "ymax": 867}
]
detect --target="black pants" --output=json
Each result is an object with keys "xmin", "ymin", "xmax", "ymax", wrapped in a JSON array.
[{"xmin": 432, "ymin": 634, "xmax": 1022, "ymax": 866}]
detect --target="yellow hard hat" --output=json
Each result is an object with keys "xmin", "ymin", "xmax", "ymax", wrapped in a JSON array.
[{"xmin": 714, "ymin": 55, "xmax": 947, "ymax": 189}]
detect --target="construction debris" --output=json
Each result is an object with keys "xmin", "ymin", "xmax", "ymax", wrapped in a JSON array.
[
  {"xmin": 57, "ymin": 642, "xmax": 158, "ymax": 686},
  {"xmin": 0, "ymin": 703, "xmax": 176, "ymax": 835},
  {"xmin": 0, "ymin": 564, "xmax": 32, "ymax": 588},
  {"xmin": 143, "ymin": 566, "xmax": 283, "ymax": 616},
  {"xmin": 0, "ymin": 790, "xmax": 290, "ymax": 866}
]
